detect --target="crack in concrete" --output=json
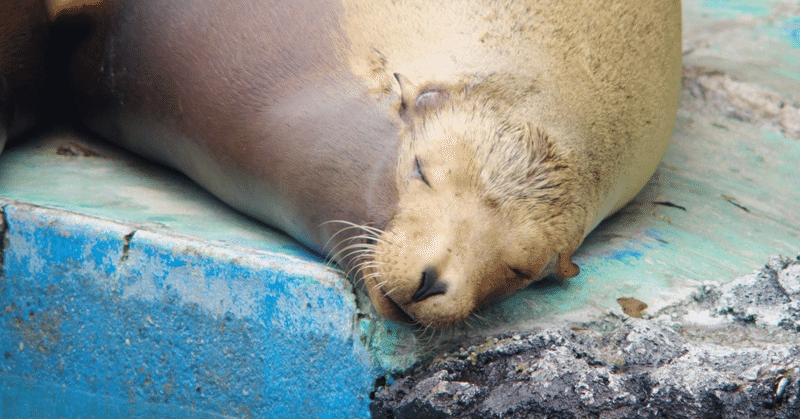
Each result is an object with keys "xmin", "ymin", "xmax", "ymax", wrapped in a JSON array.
[
  {"xmin": 0, "ymin": 205, "xmax": 7, "ymax": 276},
  {"xmin": 119, "ymin": 229, "xmax": 136, "ymax": 263},
  {"xmin": 681, "ymin": 65, "xmax": 800, "ymax": 140}
]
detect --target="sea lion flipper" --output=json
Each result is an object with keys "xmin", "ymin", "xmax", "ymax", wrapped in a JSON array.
[{"xmin": 556, "ymin": 251, "xmax": 580, "ymax": 279}]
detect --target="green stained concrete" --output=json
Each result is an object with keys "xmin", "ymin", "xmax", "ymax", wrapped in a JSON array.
[
  {"xmin": 699, "ymin": 0, "xmax": 772, "ymax": 18},
  {"xmin": 0, "ymin": 133, "xmax": 317, "ymax": 261}
]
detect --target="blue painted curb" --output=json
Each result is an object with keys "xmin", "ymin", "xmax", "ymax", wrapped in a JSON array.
[{"xmin": 0, "ymin": 199, "xmax": 376, "ymax": 418}]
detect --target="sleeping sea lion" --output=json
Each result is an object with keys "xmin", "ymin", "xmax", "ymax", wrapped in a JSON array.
[{"xmin": 53, "ymin": 0, "xmax": 681, "ymax": 327}]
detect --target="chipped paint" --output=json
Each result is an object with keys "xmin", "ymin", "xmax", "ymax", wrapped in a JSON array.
[{"xmin": 0, "ymin": 201, "xmax": 376, "ymax": 418}]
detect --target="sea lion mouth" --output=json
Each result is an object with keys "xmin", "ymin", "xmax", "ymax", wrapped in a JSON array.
[{"xmin": 363, "ymin": 273, "xmax": 416, "ymax": 324}]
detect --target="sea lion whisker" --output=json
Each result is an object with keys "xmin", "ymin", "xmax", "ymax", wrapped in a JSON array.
[
  {"xmin": 369, "ymin": 280, "xmax": 393, "ymax": 295},
  {"xmin": 320, "ymin": 219, "xmax": 372, "ymax": 232},
  {"xmin": 461, "ymin": 316, "xmax": 475, "ymax": 330},
  {"xmin": 325, "ymin": 242, "xmax": 374, "ymax": 267},
  {"xmin": 319, "ymin": 219, "xmax": 350, "ymax": 227},
  {"xmin": 351, "ymin": 258, "xmax": 380, "ymax": 278},
  {"xmin": 322, "ymin": 225, "xmax": 369, "ymax": 253},
  {"xmin": 353, "ymin": 224, "xmax": 385, "ymax": 237},
  {"xmin": 321, "ymin": 225, "xmax": 383, "ymax": 259},
  {"xmin": 330, "ymin": 248, "xmax": 374, "ymax": 272},
  {"xmin": 322, "ymin": 219, "xmax": 385, "ymax": 239},
  {"xmin": 381, "ymin": 286, "xmax": 403, "ymax": 299},
  {"xmin": 337, "ymin": 243, "xmax": 376, "ymax": 253},
  {"xmin": 463, "ymin": 314, "xmax": 486, "ymax": 331},
  {"xmin": 357, "ymin": 261, "xmax": 385, "ymax": 271},
  {"xmin": 352, "ymin": 262, "xmax": 384, "ymax": 278},
  {"xmin": 321, "ymin": 219, "xmax": 370, "ymax": 230},
  {"xmin": 341, "ymin": 256, "xmax": 369, "ymax": 278},
  {"xmin": 344, "ymin": 239, "xmax": 377, "ymax": 257},
  {"xmin": 348, "ymin": 234, "xmax": 389, "ymax": 245},
  {"xmin": 417, "ymin": 325, "xmax": 439, "ymax": 344},
  {"xmin": 367, "ymin": 278, "xmax": 390, "ymax": 289},
  {"xmin": 343, "ymin": 250, "xmax": 378, "ymax": 278},
  {"xmin": 326, "ymin": 264, "xmax": 346, "ymax": 275},
  {"xmin": 325, "ymin": 220, "xmax": 392, "ymax": 249},
  {"xmin": 360, "ymin": 273, "xmax": 384, "ymax": 283},
  {"xmin": 326, "ymin": 220, "xmax": 386, "ymax": 236},
  {"xmin": 321, "ymin": 258, "xmax": 345, "ymax": 274},
  {"xmin": 322, "ymin": 247, "xmax": 371, "ymax": 279},
  {"xmin": 466, "ymin": 311, "xmax": 490, "ymax": 329}
]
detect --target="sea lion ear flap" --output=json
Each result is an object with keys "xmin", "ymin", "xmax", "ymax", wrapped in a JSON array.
[
  {"xmin": 394, "ymin": 73, "xmax": 419, "ymax": 116},
  {"xmin": 394, "ymin": 73, "xmax": 448, "ymax": 122},
  {"xmin": 556, "ymin": 251, "xmax": 580, "ymax": 279}
]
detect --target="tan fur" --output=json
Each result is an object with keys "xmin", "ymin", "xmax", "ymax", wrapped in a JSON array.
[{"xmin": 344, "ymin": 0, "xmax": 682, "ymax": 327}]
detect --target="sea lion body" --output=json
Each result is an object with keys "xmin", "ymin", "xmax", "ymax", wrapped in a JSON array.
[
  {"xmin": 63, "ymin": 0, "xmax": 681, "ymax": 327},
  {"xmin": 68, "ymin": 0, "xmax": 400, "ymax": 258}
]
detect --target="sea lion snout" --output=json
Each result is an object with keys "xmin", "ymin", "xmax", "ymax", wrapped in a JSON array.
[
  {"xmin": 368, "ymin": 214, "xmax": 564, "ymax": 328},
  {"xmin": 411, "ymin": 266, "xmax": 447, "ymax": 302}
]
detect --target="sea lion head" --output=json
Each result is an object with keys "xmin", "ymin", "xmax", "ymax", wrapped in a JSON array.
[{"xmin": 361, "ymin": 74, "xmax": 585, "ymax": 328}]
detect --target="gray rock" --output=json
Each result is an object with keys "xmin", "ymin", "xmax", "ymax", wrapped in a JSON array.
[
  {"xmin": 706, "ymin": 255, "xmax": 800, "ymax": 332},
  {"xmin": 605, "ymin": 318, "xmax": 687, "ymax": 368},
  {"xmin": 371, "ymin": 256, "xmax": 800, "ymax": 418}
]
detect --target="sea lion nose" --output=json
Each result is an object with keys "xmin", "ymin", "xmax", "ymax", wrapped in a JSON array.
[{"xmin": 411, "ymin": 265, "xmax": 447, "ymax": 302}]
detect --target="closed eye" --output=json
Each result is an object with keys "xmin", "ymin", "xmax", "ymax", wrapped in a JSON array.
[{"xmin": 413, "ymin": 156, "xmax": 431, "ymax": 187}]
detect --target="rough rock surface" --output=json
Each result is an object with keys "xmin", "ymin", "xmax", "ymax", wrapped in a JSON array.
[
  {"xmin": 371, "ymin": 255, "xmax": 800, "ymax": 418},
  {"xmin": 681, "ymin": 66, "xmax": 800, "ymax": 140}
]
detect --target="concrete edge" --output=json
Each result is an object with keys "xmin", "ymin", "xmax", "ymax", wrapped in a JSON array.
[{"xmin": 0, "ymin": 197, "xmax": 379, "ymax": 418}]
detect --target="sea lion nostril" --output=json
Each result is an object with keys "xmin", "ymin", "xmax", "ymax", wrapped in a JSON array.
[{"xmin": 411, "ymin": 266, "xmax": 447, "ymax": 302}]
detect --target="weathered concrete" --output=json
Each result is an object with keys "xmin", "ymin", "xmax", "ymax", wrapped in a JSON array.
[{"xmin": 0, "ymin": 200, "xmax": 377, "ymax": 418}]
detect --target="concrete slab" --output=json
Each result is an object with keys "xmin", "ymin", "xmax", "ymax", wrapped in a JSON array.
[
  {"xmin": 1, "ymin": 0, "xmax": 799, "ymax": 417},
  {"xmin": 1, "ymin": 200, "xmax": 377, "ymax": 418}
]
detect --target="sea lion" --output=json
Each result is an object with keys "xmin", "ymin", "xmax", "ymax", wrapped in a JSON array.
[
  {"xmin": 56, "ymin": 0, "xmax": 681, "ymax": 328},
  {"xmin": 0, "ymin": 0, "xmax": 51, "ymax": 153}
]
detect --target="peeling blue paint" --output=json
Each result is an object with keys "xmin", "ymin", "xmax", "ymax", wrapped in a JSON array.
[
  {"xmin": 0, "ymin": 203, "xmax": 376, "ymax": 419},
  {"xmin": 610, "ymin": 249, "xmax": 645, "ymax": 265}
]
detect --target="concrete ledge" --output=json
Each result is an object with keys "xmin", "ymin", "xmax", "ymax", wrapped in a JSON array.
[{"xmin": 0, "ymin": 199, "xmax": 375, "ymax": 418}]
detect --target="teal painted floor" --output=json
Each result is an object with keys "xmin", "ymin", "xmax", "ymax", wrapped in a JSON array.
[{"xmin": 1, "ymin": 1, "xmax": 799, "ymax": 417}]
